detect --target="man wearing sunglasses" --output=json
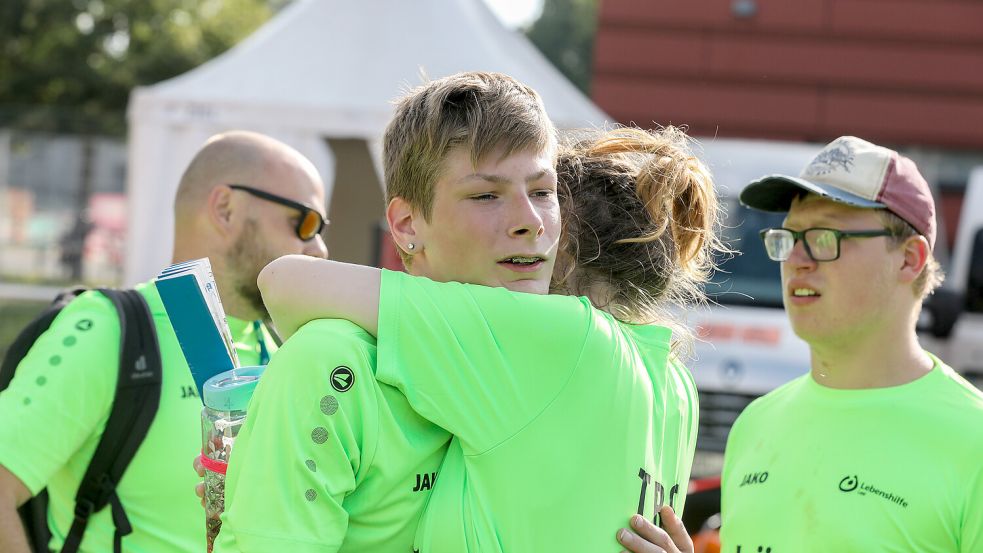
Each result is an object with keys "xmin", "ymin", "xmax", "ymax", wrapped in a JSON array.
[
  {"xmin": 720, "ymin": 136, "xmax": 983, "ymax": 551},
  {"xmin": 227, "ymin": 185, "xmax": 327, "ymax": 242},
  {"xmin": 0, "ymin": 130, "xmax": 327, "ymax": 553},
  {"xmin": 219, "ymin": 182, "xmax": 327, "ymax": 318}
]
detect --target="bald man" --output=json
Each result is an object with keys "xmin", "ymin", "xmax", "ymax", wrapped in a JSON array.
[{"xmin": 0, "ymin": 131, "xmax": 328, "ymax": 553}]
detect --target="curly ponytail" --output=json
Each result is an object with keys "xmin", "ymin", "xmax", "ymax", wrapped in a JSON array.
[{"xmin": 554, "ymin": 126, "xmax": 727, "ymax": 330}]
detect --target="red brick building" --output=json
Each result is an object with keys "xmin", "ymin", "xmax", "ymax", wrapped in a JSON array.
[
  {"xmin": 592, "ymin": 0, "xmax": 983, "ymax": 150},
  {"xmin": 591, "ymin": 0, "xmax": 983, "ymax": 244}
]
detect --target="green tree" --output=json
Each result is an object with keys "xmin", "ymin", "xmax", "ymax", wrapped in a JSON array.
[
  {"xmin": 525, "ymin": 0, "xmax": 598, "ymax": 94},
  {"xmin": 0, "ymin": 0, "xmax": 277, "ymax": 135}
]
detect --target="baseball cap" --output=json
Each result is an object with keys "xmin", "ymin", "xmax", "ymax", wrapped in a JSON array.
[{"xmin": 740, "ymin": 136, "xmax": 936, "ymax": 249}]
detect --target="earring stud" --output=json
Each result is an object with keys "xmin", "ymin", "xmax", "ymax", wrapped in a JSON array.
[{"xmin": 407, "ymin": 243, "xmax": 416, "ymax": 251}]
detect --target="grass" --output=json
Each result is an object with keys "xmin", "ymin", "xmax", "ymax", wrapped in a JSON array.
[{"xmin": 0, "ymin": 299, "xmax": 50, "ymax": 361}]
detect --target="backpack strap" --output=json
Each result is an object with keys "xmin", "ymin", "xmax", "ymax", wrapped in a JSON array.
[{"xmin": 61, "ymin": 289, "xmax": 162, "ymax": 553}]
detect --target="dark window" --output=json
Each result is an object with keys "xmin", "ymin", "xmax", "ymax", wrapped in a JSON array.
[{"xmin": 706, "ymin": 200, "xmax": 786, "ymax": 308}]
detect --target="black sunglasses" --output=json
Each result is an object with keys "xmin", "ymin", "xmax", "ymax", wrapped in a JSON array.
[{"xmin": 228, "ymin": 184, "xmax": 327, "ymax": 241}]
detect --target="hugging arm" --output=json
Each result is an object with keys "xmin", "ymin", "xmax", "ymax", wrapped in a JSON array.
[{"xmin": 258, "ymin": 256, "xmax": 381, "ymax": 339}]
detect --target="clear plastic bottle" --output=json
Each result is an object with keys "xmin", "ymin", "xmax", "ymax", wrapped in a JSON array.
[{"xmin": 200, "ymin": 365, "xmax": 265, "ymax": 552}]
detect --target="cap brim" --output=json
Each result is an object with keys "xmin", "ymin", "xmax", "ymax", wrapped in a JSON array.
[{"xmin": 740, "ymin": 174, "xmax": 886, "ymax": 212}]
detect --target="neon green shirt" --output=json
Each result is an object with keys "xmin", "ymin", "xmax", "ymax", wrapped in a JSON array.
[
  {"xmin": 214, "ymin": 319, "xmax": 450, "ymax": 553},
  {"xmin": 376, "ymin": 270, "xmax": 699, "ymax": 552},
  {"xmin": 721, "ymin": 354, "xmax": 983, "ymax": 552},
  {"xmin": 0, "ymin": 283, "xmax": 274, "ymax": 553}
]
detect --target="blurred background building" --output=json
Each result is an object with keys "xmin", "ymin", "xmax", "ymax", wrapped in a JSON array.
[{"xmin": 592, "ymin": 0, "xmax": 983, "ymax": 252}]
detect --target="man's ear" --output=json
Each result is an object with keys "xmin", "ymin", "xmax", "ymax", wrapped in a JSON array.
[
  {"xmin": 206, "ymin": 185, "xmax": 237, "ymax": 237},
  {"xmin": 899, "ymin": 235, "xmax": 930, "ymax": 285},
  {"xmin": 386, "ymin": 196, "xmax": 421, "ymax": 255}
]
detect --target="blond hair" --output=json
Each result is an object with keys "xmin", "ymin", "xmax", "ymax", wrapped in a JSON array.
[
  {"xmin": 553, "ymin": 126, "xmax": 727, "ymax": 335},
  {"xmin": 383, "ymin": 72, "xmax": 557, "ymax": 224},
  {"xmin": 876, "ymin": 210, "xmax": 945, "ymax": 298}
]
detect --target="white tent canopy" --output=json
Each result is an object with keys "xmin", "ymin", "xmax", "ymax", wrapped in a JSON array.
[{"xmin": 125, "ymin": 0, "xmax": 608, "ymax": 284}]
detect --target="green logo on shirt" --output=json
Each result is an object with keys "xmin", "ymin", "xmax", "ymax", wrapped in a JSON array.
[
  {"xmin": 838, "ymin": 474, "xmax": 908, "ymax": 508},
  {"xmin": 839, "ymin": 475, "xmax": 859, "ymax": 492}
]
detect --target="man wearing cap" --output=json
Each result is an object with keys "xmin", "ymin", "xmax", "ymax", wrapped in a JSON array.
[{"xmin": 720, "ymin": 136, "xmax": 983, "ymax": 551}]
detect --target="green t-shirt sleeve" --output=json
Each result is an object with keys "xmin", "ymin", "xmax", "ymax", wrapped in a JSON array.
[
  {"xmin": 0, "ymin": 292, "xmax": 117, "ymax": 495},
  {"xmin": 963, "ymin": 463, "xmax": 983, "ymax": 552},
  {"xmin": 376, "ymin": 270, "xmax": 594, "ymax": 455},
  {"xmin": 216, "ymin": 319, "xmax": 380, "ymax": 553}
]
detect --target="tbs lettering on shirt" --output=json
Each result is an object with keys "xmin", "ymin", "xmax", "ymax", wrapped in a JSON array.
[
  {"xmin": 636, "ymin": 468, "xmax": 681, "ymax": 526},
  {"xmin": 739, "ymin": 471, "xmax": 769, "ymax": 487},
  {"xmin": 413, "ymin": 471, "xmax": 437, "ymax": 492}
]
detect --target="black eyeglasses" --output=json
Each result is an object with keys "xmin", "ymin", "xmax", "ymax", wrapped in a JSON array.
[
  {"xmin": 760, "ymin": 227, "xmax": 895, "ymax": 262},
  {"xmin": 228, "ymin": 184, "xmax": 327, "ymax": 241}
]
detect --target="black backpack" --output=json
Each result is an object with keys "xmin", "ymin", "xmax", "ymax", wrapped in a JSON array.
[{"xmin": 0, "ymin": 288, "xmax": 162, "ymax": 553}]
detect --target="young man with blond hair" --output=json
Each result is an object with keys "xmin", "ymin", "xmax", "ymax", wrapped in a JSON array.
[
  {"xmin": 214, "ymin": 72, "xmax": 563, "ymax": 553},
  {"xmin": 721, "ymin": 136, "xmax": 983, "ymax": 551}
]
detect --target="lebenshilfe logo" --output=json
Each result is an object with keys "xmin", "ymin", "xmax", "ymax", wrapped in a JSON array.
[
  {"xmin": 838, "ymin": 474, "xmax": 908, "ymax": 508},
  {"xmin": 838, "ymin": 475, "xmax": 859, "ymax": 492},
  {"xmin": 330, "ymin": 366, "xmax": 355, "ymax": 392}
]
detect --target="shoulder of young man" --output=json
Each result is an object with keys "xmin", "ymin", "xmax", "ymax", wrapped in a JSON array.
[
  {"xmin": 932, "ymin": 358, "xmax": 983, "ymax": 407},
  {"xmin": 286, "ymin": 318, "xmax": 376, "ymax": 356},
  {"xmin": 262, "ymin": 318, "xmax": 378, "ymax": 414},
  {"xmin": 729, "ymin": 374, "xmax": 809, "ymax": 433},
  {"xmin": 241, "ymin": 317, "xmax": 383, "ymax": 491},
  {"xmin": 913, "ymin": 361, "xmax": 983, "ymax": 448}
]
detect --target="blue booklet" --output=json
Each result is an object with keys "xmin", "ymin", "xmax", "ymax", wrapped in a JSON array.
[{"xmin": 155, "ymin": 258, "xmax": 238, "ymax": 399}]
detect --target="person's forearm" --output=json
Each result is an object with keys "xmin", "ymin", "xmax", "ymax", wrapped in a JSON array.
[
  {"xmin": 0, "ymin": 465, "xmax": 31, "ymax": 553},
  {"xmin": 0, "ymin": 502, "xmax": 31, "ymax": 553},
  {"xmin": 257, "ymin": 255, "xmax": 382, "ymax": 339}
]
